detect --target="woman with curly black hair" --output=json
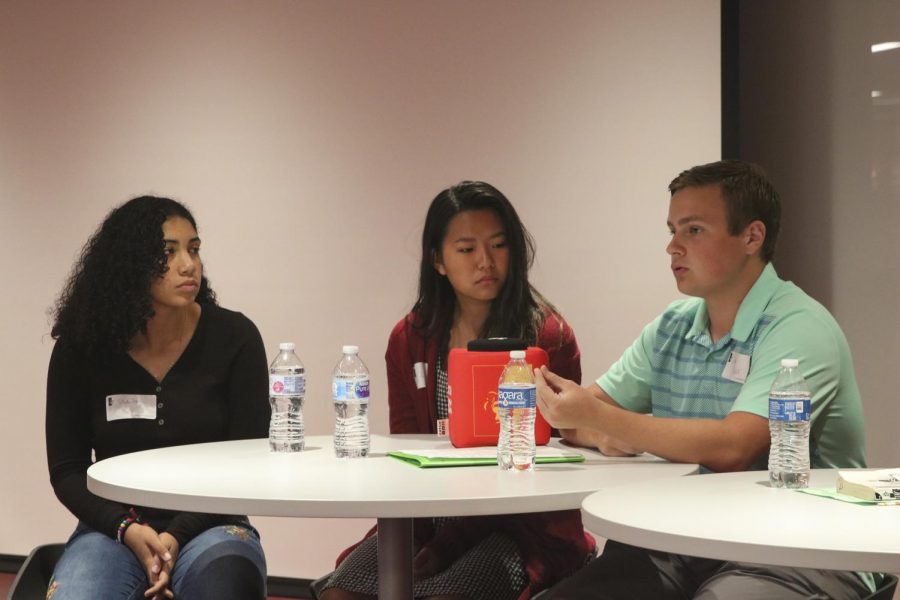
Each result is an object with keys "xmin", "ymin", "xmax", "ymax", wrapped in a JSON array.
[{"xmin": 46, "ymin": 196, "xmax": 269, "ymax": 600}]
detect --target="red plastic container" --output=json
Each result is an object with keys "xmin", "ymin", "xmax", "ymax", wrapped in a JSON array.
[{"xmin": 447, "ymin": 346, "xmax": 551, "ymax": 448}]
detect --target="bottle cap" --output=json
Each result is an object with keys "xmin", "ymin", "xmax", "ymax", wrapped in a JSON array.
[
  {"xmin": 780, "ymin": 358, "xmax": 799, "ymax": 368},
  {"xmin": 509, "ymin": 350, "xmax": 526, "ymax": 359},
  {"xmin": 343, "ymin": 345, "xmax": 359, "ymax": 355},
  {"xmin": 279, "ymin": 342, "xmax": 295, "ymax": 350}
]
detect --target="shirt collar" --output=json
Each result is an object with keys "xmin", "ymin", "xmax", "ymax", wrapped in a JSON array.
[{"xmin": 686, "ymin": 263, "xmax": 781, "ymax": 343}]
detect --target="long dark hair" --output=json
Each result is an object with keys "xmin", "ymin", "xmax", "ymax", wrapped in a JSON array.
[
  {"xmin": 50, "ymin": 196, "xmax": 217, "ymax": 356},
  {"xmin": 413, "ymin": 181, "xmax": 552, "ymax": 343}
]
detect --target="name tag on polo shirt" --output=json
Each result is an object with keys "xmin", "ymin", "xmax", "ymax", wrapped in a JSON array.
[
  {"xmin": 106, "ymin": 394, "xmax": 157, "ymax": 421},
  {"xmin": 722, "ymin": 351, "xmax": 751, "ymax": 383}
]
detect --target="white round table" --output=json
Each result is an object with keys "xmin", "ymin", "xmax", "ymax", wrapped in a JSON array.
[
  {"xmin": 88, "ymin": 434, "xmax": 697, "ymax": 599},
  {"xmin": 581, "ymin": 468, "xmax": 900, "ymax": 573}
]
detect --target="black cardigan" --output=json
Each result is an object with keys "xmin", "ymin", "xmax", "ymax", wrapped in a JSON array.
[{"xmin": 46, "ymin": 304, "xmax": 269, "ymax": 546}]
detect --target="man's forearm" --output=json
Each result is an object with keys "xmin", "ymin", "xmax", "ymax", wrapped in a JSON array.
[
  {"xmin": 587, "ymin": 402, "xmax": 769, "ymax": 472},
  {"xmin": 536, "ymin": 369, "xmax": 769, "ymax": 472},
  {"xmin": 560, "ymin": 428, "xmax": 641, "ymax": 456}
]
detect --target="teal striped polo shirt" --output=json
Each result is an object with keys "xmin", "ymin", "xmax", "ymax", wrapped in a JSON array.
[{"xmin": 597, "ymin": 263, "xmax": 867, "ymax": 470}]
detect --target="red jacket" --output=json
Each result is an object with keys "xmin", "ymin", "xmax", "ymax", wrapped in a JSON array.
[
  {"xmin": 338, "ymin": 311, "xmax": 595, "ymax": 598},
  {"xmin": 386, "ymin": 311, "xmax": 583, "ymax": 435}
]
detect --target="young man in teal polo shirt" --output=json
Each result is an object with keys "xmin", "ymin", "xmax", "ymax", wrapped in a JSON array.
[{"xmin": 536, "ymin": 160, "xmax": 871, "ymax": 599}]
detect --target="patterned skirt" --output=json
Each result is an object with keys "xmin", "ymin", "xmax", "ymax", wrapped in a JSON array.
[{"xmin": 324, "ymin": 523, "xmax": 528, "ymax": 600}]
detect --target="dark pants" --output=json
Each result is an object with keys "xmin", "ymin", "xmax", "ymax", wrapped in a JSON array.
[{"xmin": 543, "ymin": 541, "xmax": 870, "ymax": 600}]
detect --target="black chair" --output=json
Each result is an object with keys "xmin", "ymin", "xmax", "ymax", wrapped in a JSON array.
[
  {"xmin": 531, "ymin": 573, "xmax": 897, "ymax": 600},
  {"xmin": 866, "ymin": 573, "xmax": 898, "ymax": 600},
  {"xmin": 8, "ymin": 543, "xmax": 65, "ymax": 600},
  {"xmin": 310, "ymin": 573, "xmax": 329, "ymax": 599}
]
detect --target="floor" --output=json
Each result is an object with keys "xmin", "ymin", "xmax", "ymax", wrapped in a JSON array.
[{"xmin": 0, "ymin": 570, "xmax": 306, "ymax": 599}]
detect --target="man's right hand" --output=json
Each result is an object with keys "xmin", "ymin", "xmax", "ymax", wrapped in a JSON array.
[
  {"xmin": 534, "ymin": 367, "xmax": 601, "ymax": 430},
  {"xmin": 537, "ymin": 367, "xmax": 643, "ymax": 456}
]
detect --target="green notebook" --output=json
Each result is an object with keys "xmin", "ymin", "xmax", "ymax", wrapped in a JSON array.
[{"xmin": 388, "ymin": 447, "xmax": 585, "ymax": 468}]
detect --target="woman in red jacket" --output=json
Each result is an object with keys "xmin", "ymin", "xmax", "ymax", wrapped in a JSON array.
[{"xmin": 322, "ymin": 181, "xmax": 594, "ymax": 600}]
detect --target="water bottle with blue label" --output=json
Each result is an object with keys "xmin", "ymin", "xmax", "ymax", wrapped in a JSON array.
[
  {"xmin": 332, "ymin": 345, "xmax": 370, "ymax": 458},
  {"xmin": 269, "ymin": 342, "xmax": 305, "ymax": 452},
  {"xmin": 497, "ymin": 350, "xmax": 536, "ymax": 471},
  {"xmin": 768, "ymin": 358, "xmax": 811, "ymax": 488}
]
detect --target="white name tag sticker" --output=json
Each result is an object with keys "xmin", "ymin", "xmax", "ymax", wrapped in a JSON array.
[
  {"xmin": 722, "ymin": 351, "xmax": 751, "ymax": 383},
  {"xmin": 106, "ymin": 394, "xmax": 157, "ymax": 421},
  {"xmin": 413, "ymin": 362, "xmax": 427, "ymax": 390}
]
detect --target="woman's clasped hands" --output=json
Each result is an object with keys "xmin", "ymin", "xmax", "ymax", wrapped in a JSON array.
[{"xmin": 123, "ymin": 523, "xmax": 180, "ymax": 599}]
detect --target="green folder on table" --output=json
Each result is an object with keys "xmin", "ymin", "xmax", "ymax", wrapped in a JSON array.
[{"xmin": 389, "ymin": 446, "xmax": 585, "ymax": 468}]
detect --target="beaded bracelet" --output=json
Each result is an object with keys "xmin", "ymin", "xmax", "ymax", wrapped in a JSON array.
[{"xmin": 116, "ymin": 507, "xmax": 144, "ymax": 544}]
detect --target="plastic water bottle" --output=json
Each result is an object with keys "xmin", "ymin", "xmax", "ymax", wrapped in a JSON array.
[
  {"xmin": 268, "ymin": 342, "xmax": 305, "ymax": 452},
  {"xmin": 332, "ymin": 345, "xmax": 370, "ymax": 458},
  {"xmin": 768, "ymin": 358, "xmax": 811, "ymax": 488},
  {"xmin": 497, "ymin": 350, "xmax": 536, "ymax": 472}
]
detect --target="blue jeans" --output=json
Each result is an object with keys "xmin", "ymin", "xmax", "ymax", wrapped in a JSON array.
[{"xmin": 49, "ymin": 521, "xmax": 267, "ymax": 600}]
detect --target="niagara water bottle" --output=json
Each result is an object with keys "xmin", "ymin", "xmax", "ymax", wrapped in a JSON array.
[
  {"xmin": 332, "ymin": 345, "xmax": 370, "ymax": 458},
  {"xmin": 768, "ymin": 358, "xmax": 811, "ymax": 488},
  {"xmin": 497, "ymin": 350, "xmax": 537, "ymax": 472},
  {"xmin": 268, "ymin": 342, "xmax": 305, "ymax": 452}
]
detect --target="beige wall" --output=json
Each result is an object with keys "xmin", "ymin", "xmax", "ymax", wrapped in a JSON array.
[{"xmin": 0, "ymin": 1, "xmax": 720, "ymax": 578}]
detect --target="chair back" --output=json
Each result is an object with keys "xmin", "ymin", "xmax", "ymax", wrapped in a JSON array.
[
  {"xmin": 8, "ymin": 543, "xmax": 65, "ymax": 600},
  {"xmin": 865, "ymin": 573, "xmax": 898, "ymax": 600},
  {"xmin": 309, "ymin": 573, "xmax": 330, "ymax": 599}
]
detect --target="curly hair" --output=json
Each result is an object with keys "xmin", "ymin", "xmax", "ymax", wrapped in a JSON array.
[{"xmin": 50, "ymin": 196, "xmax": 217, "ymax": 356}]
